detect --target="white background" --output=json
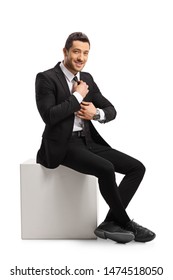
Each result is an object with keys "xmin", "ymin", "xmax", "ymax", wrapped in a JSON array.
[{"xmin": 0, "ymin": 0, "xmax": 173, "ymax": 279}]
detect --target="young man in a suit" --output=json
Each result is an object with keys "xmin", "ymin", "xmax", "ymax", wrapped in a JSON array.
[{"xmin": 36, "ymin": 32, "xmax": 155, "ymax": 243}]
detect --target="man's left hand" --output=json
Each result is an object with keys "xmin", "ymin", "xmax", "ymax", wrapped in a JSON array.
[{"xmin": 77, "ymin": 101, "xmax": 97, "ymax": 120}]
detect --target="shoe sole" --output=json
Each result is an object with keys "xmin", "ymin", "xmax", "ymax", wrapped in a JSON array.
[{"xmin": 94, "ymin": 229, "xmax": 134, "ymax": 244}]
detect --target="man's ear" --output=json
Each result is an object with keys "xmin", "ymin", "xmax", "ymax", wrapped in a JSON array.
[{"xmin": 63, "ymin": 48, "xmax": 68, "ymax": 57}]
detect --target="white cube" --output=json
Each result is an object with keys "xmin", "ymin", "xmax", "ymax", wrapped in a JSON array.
[{"xmin": 20, "ymin": 159, "xmax": 97, "ymax": 239}]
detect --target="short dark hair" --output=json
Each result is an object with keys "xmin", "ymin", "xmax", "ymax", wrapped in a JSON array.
[{"xmin": 64, "ymin": 32, "xmax": 90, "ymax": 50}]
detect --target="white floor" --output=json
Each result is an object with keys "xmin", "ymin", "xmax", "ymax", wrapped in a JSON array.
[{"xmin": 2, "ymin": 228, "xmax": 171, "ymax": 280}]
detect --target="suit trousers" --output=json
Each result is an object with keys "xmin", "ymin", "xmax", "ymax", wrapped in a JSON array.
[{"xmin": 61, "ymin": 135, "xmax": 145, "ymax": 226}]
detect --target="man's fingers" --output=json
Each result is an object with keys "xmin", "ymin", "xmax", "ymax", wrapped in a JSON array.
[
  {"xmin": 77, "ymin": 110, "xmax": 84, "ymax": 116},
  {"xmin": 80, "ymin": 104, "xmax": 88, "ymax": 109},
  {"xmin": 77, "ymin": 113, "xmax": 85, "ymax": 119},
  {"xmin": 77, "ymin": 109, "xmax": 85, "ymax": 113},
  {"xmin": 80, "ymin": 102, "xmax": 91, "ymax": 109},
  {"xmin": 81, "ymin": 101, "xmax": 90, "ymax": 106}
]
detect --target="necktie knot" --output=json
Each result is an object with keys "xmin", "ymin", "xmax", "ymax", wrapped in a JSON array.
[{"xmin": 73, "ymin": 76, "xmax": 79, "ymax": 83}]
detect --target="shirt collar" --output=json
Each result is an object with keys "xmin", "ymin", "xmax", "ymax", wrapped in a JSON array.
[{"xmin": 60, "ymin": 61, "xmax": 80, "ymax": 82}]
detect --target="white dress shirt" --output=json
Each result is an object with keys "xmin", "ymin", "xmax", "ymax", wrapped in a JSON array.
[{"xmin": 60, "ymin": 62, "xmax": 105, "ymax": 132}]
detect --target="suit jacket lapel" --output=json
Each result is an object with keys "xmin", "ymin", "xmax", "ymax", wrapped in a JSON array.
[
  {"xmin": 80, "ymin": 72, "xmax": 91, "ymax": 102},
  {"xmin": 54, "ymin": 62, "xmax": 71, "ymax": 96},
  {"xmin": 54, "ymin": 64, "xmax": 91, "ymax": 101}
]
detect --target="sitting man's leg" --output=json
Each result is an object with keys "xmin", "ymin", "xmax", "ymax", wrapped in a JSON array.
[
  {"xmin": 94, "ymin": 146, "xmax": 155, "ymax": 242},
  {"xmin": 62, "ymin": 137, "xmax": 134, "ymax": 243},
  {"xmin": 62, "ymin": 137, "xmax": 155, "ymax": 243}
]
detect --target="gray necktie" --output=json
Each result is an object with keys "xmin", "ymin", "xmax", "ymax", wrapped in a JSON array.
[
  {"xmin": 73, "ymin": 76, "xmax": 80, "ymax": 84},
  {"xmin": 73, "ymin": 76, "xmax": 92, "ymax": 143}
]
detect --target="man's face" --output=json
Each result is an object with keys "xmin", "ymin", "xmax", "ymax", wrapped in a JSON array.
[{"xmin": 63, "ymin": 40, "xmax": 90, "ymax": 74}]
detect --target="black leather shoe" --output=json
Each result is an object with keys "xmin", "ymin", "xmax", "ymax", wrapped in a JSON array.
[
  {"xmin": 125, "ymin": 220, "xmax": 156, "ymax": 242},
  {"xmin": 94, "ymin": 221, "xmax": 135, "ymax": 243}
]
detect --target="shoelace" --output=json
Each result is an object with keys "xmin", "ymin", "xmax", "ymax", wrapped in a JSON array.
[{"xmin": 130, "ymin": 221, "xmax": 150, "ymax": 233}]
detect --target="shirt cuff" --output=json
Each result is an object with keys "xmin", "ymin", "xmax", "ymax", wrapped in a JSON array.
[
  {"xmin": 98, "ymin": 109, "xmax": 106, "ymax": 122},
  {"xmin": 73, "ymin": 92, "xmax": 83, "ymax": 104}
]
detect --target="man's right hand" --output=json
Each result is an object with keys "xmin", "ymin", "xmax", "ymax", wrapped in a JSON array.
[{"xmin": 73, "ymin": 80, "xmax": 89, "ymax": 98}]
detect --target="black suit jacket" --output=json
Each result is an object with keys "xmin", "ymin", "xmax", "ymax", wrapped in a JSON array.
[{"xmin": 36, "ymin": 62, "xmax": 117, "ymax": 168}]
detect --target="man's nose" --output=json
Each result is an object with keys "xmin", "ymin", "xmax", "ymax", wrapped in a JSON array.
[{"xmin": 77, "ymin": 53, "xmax": 84, "ymax": 61}]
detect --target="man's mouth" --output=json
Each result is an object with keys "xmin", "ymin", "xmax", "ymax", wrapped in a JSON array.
[{"xmin": 74, "ymin": 61, "xmax": 84, "ymax": 67}]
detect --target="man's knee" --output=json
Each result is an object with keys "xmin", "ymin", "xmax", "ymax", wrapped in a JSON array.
[{"xmin": 137, "ymin": 161, "xmax": 146, "ymax": 177}]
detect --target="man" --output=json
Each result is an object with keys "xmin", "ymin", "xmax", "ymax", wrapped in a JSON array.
[{"xmin": 36, "ymin": 32, "xmax": 156, "ymax": 243}]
